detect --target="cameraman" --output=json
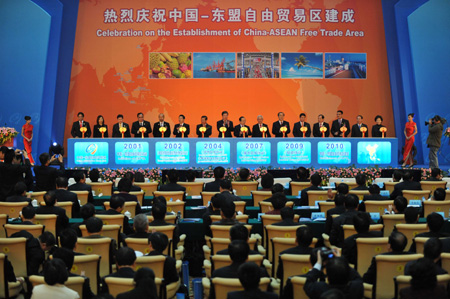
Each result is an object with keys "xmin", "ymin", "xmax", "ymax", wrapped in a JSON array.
[{"xmin": 426, "ymin": 115, "xmax": 444, "ymax": 168}]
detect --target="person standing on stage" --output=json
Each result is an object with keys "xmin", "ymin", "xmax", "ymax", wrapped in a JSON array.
[
  {"xmin": 426, "ymin": 115, "xmax": 444, "ymax": 169},
  {"xmin": 152, "ymin": 113, "xmax": 171, "ymax": 138},
  {"xmin": 272, "ymin": 112, "xmax": 291, "ymax": 137},
  {"xmin": 351, "ymin": 115, "xmax": 369, "ymax": 137},
  {"xmin": 93, "ymin": 115, "xmax": 108, "ymax": 138},
  {"xmin": 131, "ymin": 112, "xmax": 152, "ymax": 138},
  {"xmin": 402, "ymin": 113, "xmax": 418, "ymax": 167},
  {"xmin": 234, "ymin": 116, "xmax": 252, "ymax": 138},
  {"xmin": 331, "ymin": 110, "xmax": 350, "ymax": 137},
  {"xmin": 313, "ymin": 114, "xmax": 330, "ymax": 137},
  {"xmin": 371, "ymin": 115, "xmax": 386, "ymax": 137},
  {"xmin": 112, "ymin": 114, "xmax": 131, "ymax": 138},
  {"xmin": 21, "ymin": 116, "xmax": 35, "ymax": 165},
  {"xmin": 216, "ymin": 111, "xmax": 234, "ymax": 138},
  {"xmin": 293, "ymin": 113, "xmax": 311, "ymax": 137},
  {"xmin": 173, "ymin": 114, "xmax": 190, "ymax": 138},
  {"xmin": 71, "ymin": 112, "xmax": 91, "ymax": 138},
  {"xmin": 196, "ymin": 116, "xmax": 212, "ymax": 138},
  {"xmin": 252, "ymin": 115, "xmax": 271, "ymax": 138}
]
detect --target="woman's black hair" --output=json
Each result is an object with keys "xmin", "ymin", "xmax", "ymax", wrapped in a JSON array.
[
  {"xmin": 24, "ymin": 116, "xmax": 31, "ymax": 121},
  {"xmin": 408, "ymin": 113, "xmax": 415, "ymax": 118},
  {"xmin": 97, "ymin": 115, "xmax": 105, "ymax": 125},
  {"xmin": 43, "ymin": 258, "xmax": 68, "ymax": 285},
  {"xmin": 374, "ymin": 115, "xmax": 383, "ymax": 122}
]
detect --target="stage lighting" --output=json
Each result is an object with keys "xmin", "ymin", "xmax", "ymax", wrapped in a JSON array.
[
  {"xmin": 53, "ymin": 142, "xmax": 57, "ymax": 146},
  {"xmin": 49, "ymin": 142, "xmax": 64, "ymax": 156}
]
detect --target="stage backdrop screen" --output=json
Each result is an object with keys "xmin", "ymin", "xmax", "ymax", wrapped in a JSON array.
[{"xmin": 66, "ymin": 0, "xmax": 394, "ymax": 151}]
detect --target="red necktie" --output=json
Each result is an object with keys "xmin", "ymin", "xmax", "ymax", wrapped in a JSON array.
[{"xmin": 79, "ymin": 121, "xmax": 82, "ymax": 127}]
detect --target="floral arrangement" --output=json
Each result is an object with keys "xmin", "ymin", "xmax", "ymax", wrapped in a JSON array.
[{"xmin": 0, "ymin": 127, "xmax": 18, "ymax": 144}]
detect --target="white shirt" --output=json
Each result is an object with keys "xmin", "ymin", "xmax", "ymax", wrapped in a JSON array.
[{"xmin": 31, "ymin": 284, "xmax": 79, "ymax": 299}]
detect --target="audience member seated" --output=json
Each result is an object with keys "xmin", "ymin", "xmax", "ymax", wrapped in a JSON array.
[
  {"xmin": 127, "ymin": 214, "xmax": 150, "ymax": 239},
  {"xmin": 432, "ymin": 188, "xmax": 446, "ymax": 201},
  {"xmin": 329, "ymin": 194, "xmax": 360, "ymax": 247},
  {"xmin": 149, "ymin": 202, "xmax": 180, "ymax": 247},
  {"xmin": 20, "ymin": 206, "xmax": 36, "ymax": 224},
  {"xmin": 72, "ymin": 203, "xmax": 95, "ymax": 237},
  {"xmin": 238, "ymin": 168, "xmax": 250, "ymax": 181},
  {"xmin": 363, "ymin": 231, "xmax": 413, "ymax": 285},
  {"xmin": 404, "ymin": 207, "xmax": 419, "ymax": 224},
  {"xmin": 300, "ymin": 173, "xmax": 323, "ymax": 206},
  {"xmin": 54, "ymin": 176, "xmax": 80, "ymax": 218},
  {"xmin": 342, "ymin": 212, "xmax": 383, "ymax": 266},
  {"xmin": 216, "ymin": 224, "xmax": 259, "ymax": 255},
  {"xmin": 98, "ymin": 194, "xmax": 134, "ymax": 236},
  {"xmin": 60, "ymin": 228, "xmax": 84, "ymax": 255},
  {"xmin": 146, "ymin": 232, "xmax": 179, "ymax": 284},
  {"xmin": 260, "ymin": 173, "xmax": 274, "ymax": 191},
  {"xmin": 405, "ymin": 238, "xmax": 447, "ymax": 275},
  {"xmin": 124, "ymin": 171, "xmax": 142, "ymax": 192},
  {"xmin": 185, "ymin": 169, "xmax": 196, "ymax": 182},
  {"xmin": 83, "ymin": 217, "xmax": 117, "ymax": 265},
  {"xmin": 88, "ymin": 168, "xmax": 100, "ymax": 183},
  {"xmin": 266, "ymin": 192, "xmax": 286, "ymax": 215},
  {"xmin": 10, "ymin": 224, "xmax": 45, "ymax": 276},
  {"xmin": 399, "ymin": 258, "xmax": 448, "ymax": 298},
  {"xmin": 5, "ymin": 182, "xmax": 32, "ymax": 205},
  {"xmin": 392, "ymin": 170, "xmax": 402, "ymax": 182},
  {"xmin": 363, "ymin": 184, "xmax": 388, "ymax": 201},
  {"xmin": 116, "ymin": 267, "xmax": 158, "ymax": 299},
  {"xmin": 150, "ymin": 196, "xmax": 175, "ymax": 215},
  {"xmin": 101, "ymin": 246, "xmax": 137, "ymax": 294},
  {"xmin": 33, "ymin": 152, "xmax": 63, "ymax": 192},
  {"xmin": 262, "ymin": 183, "xmax": 284, "ymax": 203},
  {"xmin": 203, "ymin": 194, "xmax": 222, "ymax": 237},
  {"xmin": 219, "ymin": 180, "xmax": 241, "ymax": 202},
  {"xmin": 134, "ymin": 171, "xmax": 145, "ymax": 183},
  {"xmin": 387, "ymin": 196, "xmax": 408, "ymax": 214},
  {"xmin": 31, "ymin": 258, "xmax": 79, "ymax": 299},
  {"xmin": 0, "ymin": 149, "xmax": 31, "ymax": 200},
  {"xmin": 353, "ymin": 174, "xmax": 368, "ymax": 191},
  {"xmin": 277, "ymin": 226, "xmax": 313, "ymax": 281},
  {"xmin": 426, "ymin": 168, "xmax": 443, "ymax": 181},
  {"xmin": 159, "ymin": 169, "xmax": 186, "ymax": 192},
  {"xmin": 227, "ymin": 262, "xmax": 278, "ymax": 299},
  {"xmin": 36, "ymin": 191, "xmax": 69, "ymax": 237},
  {"xmin": 204, "ymin": 166, "xmax": 225, "ymax": 192},
  {"xmin": 212, "ymin": 199, "xmax": 240, "ymax": 226},
  {"xmin": 39, "ymin": 231, "xmax": 58, "ymax": 260},
  {"xmin": 272, "ymin": 207, "xmax": 298, "ymax": 226},
  {"xmin": 294, "ymin": 166, "xmax": 310, "ymax": 182},
  {"xmin": 116, "ymin": 178, "xmax": 141, "ymax": 214},
  {"xmin": 409, "ymin": 213, "xmax": 450, "ymax": 252},
  {"xmin": 390, "ymin": 171, "xmax": 421, "ymax": 199},
  {"xmin": 325, "ymin": 194, "xmax": 347, "ymax": 235},
  {"xmin": 68, "ymin": 171, "xmax": 94, "ymax": 203}
]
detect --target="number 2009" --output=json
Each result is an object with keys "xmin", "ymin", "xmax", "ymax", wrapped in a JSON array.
[{"xmin": 284, "ymin": 143, "xmax": 304, "ymax": 150}]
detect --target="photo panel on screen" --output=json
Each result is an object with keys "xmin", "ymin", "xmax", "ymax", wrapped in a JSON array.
[
  {"xmin": 193, "ymin": 53, "xmax": 236, "ymax": 79},
  {"xmin": 324, "ymin": 53, "xmax": 367, "ymax": 79},
  {"xmin": 236, "ymin": 52, "xmax": 280, "ymax": 79},
  {"xmin": 281, "ymin": 53, "xmax": 324, "ymax": 79},
  {"xmin": 149, "ymin": 52, "xmax": 192, "ymax": 79}
]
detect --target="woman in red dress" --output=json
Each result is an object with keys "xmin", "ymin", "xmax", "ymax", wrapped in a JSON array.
[
  {"xmin": 21, "ymin": 116, "xmax": 35, "ymax": 165},
  {"xmin": 402, "ymin": 113, "xmax": 418, "ymax": 167}
]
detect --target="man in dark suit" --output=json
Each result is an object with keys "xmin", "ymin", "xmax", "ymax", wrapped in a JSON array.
[
  {"xmin": 426, "ymin": 168, "xmax": 443, "ymax": 181},
  {"xmin": 203, "ymin": 194, "xmax": 222, "ymax": 237},
  {"xmin": 152, "ymin": 113, "xmax": 171, "ymax": 138},
  {"xmin": 204, "ymin": 166, "xmax": 225, "ymax": 192},
  {"xmin": 218, "ymin": 180, "xmax": 241, "ymax": 202},
  {"xmin": 353, "ymin": 174, "xmax": 369, "ymax": 191},
  {"xmin": 216, "ymin": 224, "xmax": 259, "ymax": 255},
  {"xmin": 5, "ymin": 182, "xmax": 32, "ymax": 205},
  {"xmin": 196, "ymin": 115, "xmax": 212, "ymax": 138},
  {"xmin": 54, "ymin": 177, "xmax": 80, "ymax": 218},
  {"xmin": 272, "ymin": 111, "xmax": 291, "ymax": 137},
  {"xmin": 212, "ymin": 199, "xmax": 240, "ymax": 226},
  {"xmin": 409, "ymin": 213, "xmax": 450, "ymax": 252},
  {"xmin": 351, "ymin": 115, "xmax": 369, "ymax": 137},
  {"xmin": 112, "ymin": 114, "xmax": 131, "ymax": 138},
  {"xmin": 329, "ymin": 194, "xmax": 361, "ymax": 247},
  {"xmin": 101, "ymin": 246, "xmax": 136, "ymax": 294},
  {"xmin": 216, "ymin": 110, "xmax": 234, "ymax": 137},
  {"xmin": 293, "ymin": 113, "xmax": 311, "ymax": 137},
  {"xmin": 362, "ymin": 184, "xmax": 389, "ymax": 201},
  {"xmin": 131, "ymin": 112, "xmax": 152, "ymax": 137},
  {"xmin": 390, "ymin": 171, "xmax": 422, "ymax": 199},
  {"xmin": 70, "ymin": 112, "xmax": 91, "ymax": 138},
  {"xmin": 59, "ymin": 228, "xmax": 85, "ymax": 256},
  {"xmin": 173, "ymin": 114, "xmax": 190, "ymax": 138},
  {"xmin": 300, "ymin": 173, "xmax": 323, "ymax": 206},
  {"xmin": 68, "ymin": 171, "xmax": 94, "ymax": 203},
  {"xmin": 325, "ymin": 194, "xmax": 347, "ymax": 235},
  {"xmin": 0, "ymin": 150, "xmax": 32, "ymax": 200},
  {"xmin": 159, "ymin": 169, "xmax": 186, "ymax": 192},
  {"xmin": 71, "ymin": 203, "xmax": 95, "ymax": 237},
  {"xmin": 313, "ymin": 114, "xmax": 330, "ymax": 137},
  {"xmin": 146, "ymin": 232, "xmax": 179, "ymax": 285},
  {"xmin": 116, "ymin": 178, "xmax": 141, "ymax": 214},
  {"xmin": 97, "ymin": 194, "xmax": 134, "ymax": 236},
  {"xmin": 404, "ymin": 238, "xmax": 447, "ymax": 275},
  {"xmin": 34, "ymin": 152, "xmax": 64, "ymax": 192},
  {"xmin": 252, "ymin": 115, "xmax": 271, "ymax": 138},
  {"xmin": 83, "ymin": 217, "xmax": 117, "ymax": 266},
  {"xmin": 228, "ymin": 262, "xmax": 278, "ymax": 299},
  {"xmin": 272, "ymin": 207, "xmax": 299, "ymax": 226},
  {"xmin": 331, "ymin": 110, "xmax": 351, "ymax": 137},
  {"xmin": 36, "ymin": 191, "xmax": 69, "ymax": 236},
  {"xmin": 234, "ymin": 116, "xmax": 252, "ymax": 138},
  {"xmin": 148, "ymin": 202, "xmax": 180, "ymax": 248},
  {"xmin": 126, "ymin": 213, "xmax": 150, "ymax": 239}
]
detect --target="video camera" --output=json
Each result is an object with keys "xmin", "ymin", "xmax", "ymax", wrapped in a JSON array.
[
  {"xmin": 319, "ymin": 247, "xmax": 335, "ymax": 262},
  {"xmin": 425, "ymin": 115, "xmax": 447, "ymax": 126}
]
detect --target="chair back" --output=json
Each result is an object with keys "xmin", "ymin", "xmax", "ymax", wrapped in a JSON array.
[
  {"xmin": 0, "ymin": 202, "xmax": 28, "ymax": 218},
  {"xmin": 178, "ymin": 182, "xmax": 205, "ymax": 196},
  {"xmin": 395, "ymin": 224, "xmax": 428, "ymax": 250},
  {"xmin": 210, "ymin": 225, "xmax": 252, "ymax": 239},
  {"xmin": 126, "ymin": 238, "xmax": 150, "ymax": 255},
  {"xmin": 135, "ymin": 181, "xmax": 159, "ymax": 195},
  {"xmin": 290, "ymin": 182, "xmax": 311, "ymax": 196},
  {"xmin": 71, "ymin": 190, "xmax": 89, "ymax": 206},
  {"xmin": 394, "ymin": 274, "xmax": 450, "ymax": 299},
  {"xmin": 104, "ymin": 201, "xmax": 138, "ymax": 218},
  {"xmin": 88, "ymin": 182, "xmax": 113, "ymax": 196},
  {"xmin": 201, "ymin": 192, "xmax": 219, "ymax": 206},
  {"xmin": 77, "ymin": 237, "xmax": 112, "ymax": 277},
  {"xmin": 148, "ymin": 225, "xmax": 175, "ymax": 256},
  {"xmin": 290, "ymin": 276, "xmax": 308, "ymax": 299},
  {"xmin": 0, "ymin": 253, "xmax": 22, "ymax": 298},
  {"xmin": 104, "ymin": 277, "xmax": 134, "ymax": 297},
  {"xmin": 441, "ymin": 252, "xmax": 450, "ymax": 273},
  {"xmin": 307, "ymin": 191, "xmax": 336, "ymax": 206},
  {"xmin": 318, "ymin": 201, "xmax": 335, "ymax": 214},
  {"xmin": 72, "ymin": 254, "xmax": 101, "ymax": 294},
  {"xmin": 153, "ymin": 191, "xmax": 185, "ymax": 202},
  {"xmin": 342, "ymin": 224, "xmax": 383, "ymax": 240},
  {"xmin": 35, "ymin": 214, "xmax": 57, "ymax": 237},
  {"xmin": 231, "ymin": 181, "xmax": 259, "ymax": 196},
  {"xmin": 234, "ymin": 201, "xmax": 246, "ymax": 214},
  {"xmin": 349, "ymin": 190, "xmax": 370, "ymax": 201},
  {"xmin": 364, "ymin": 200, "xmax": 393, "ymax": 213},
  {"xmin": 56, "ymin": 202, "xmax": 73, "ymax": 218},
  {"xmin": 402, "ymin": 190, "xmax": 431, "ymax": 201},
  {"xmin": 29, "ymin": 275, "xmax": 85, "ymax": 298},
  {"xmin": 212, "ymin": 254, "xmax": 264, "ymax": 271},
  {"xmin": 147, "ymin": 214, "xmax": 177, "ymax": 224},
  {"xmin": 0, "ymin": 238, "xmax": 27, "ymax": 277},
  {"xmin": 265, "ymin": 225, "xmax": 303, "ymax": 262},
  {"xmin": 4, "ymin": 224, "xmax": 44, "ymax": 238},
  {"xmin": 384, "ymin": 182, "xmax": 399, "ymax": 193},
  {"xmin": 0, "ymin": 215, "xmax": 7, "ymax": 239},
  {"xmin": 356, "ymin": 237, "xmax": 389, "ymax": 275},
  {"xmin": 114, "ymin": 190, "xmax": 145, "ymax": 206},
  {"xmin": 251, "ymin": 191, "xmax": 272, "ymax": 207},
  {"xmin": 280, "ymin": 254, "xmax": 311, "ymax": 289},
  {"xmin": 96, "ymin": 214, "xmax": 124, "ymax": 226},
  {"xmin": 423, "ymin": 200, "xmax": 450, "ymax": 217},
  {"xmin": 135, "ymin": 255, "xmax": 168, "ymax": 278},
  {"xmin": 420, "ymin": 181, "xmax": 447, "ymax": 192},
  {"xmin": 271, "ymin": 238, "xmax": 317, "ymax": 277},
  {"xmin": 374, "ymin": 254, "xmax": 423, "ymax": 299},
  {"xmin": 211, "ymin": 277, "xmax": 270, "ymax": 299},
  {"xmin": 209, "ymin": 215, "xmax": 249, "ymax": 224},
  {"xmin": 260, "ymin": 214, "xmax": 300, "ymax": 227},
  {"xmin": 413, "ymin": 237, "xmax": 430, "ymax": 254},
  {"xmin": 167, "ymin": 201, "xmax": 185, "ymax": 218},
  {"xmin": 210, "ymin": 238, "xmax": 258, "ymax": 255},
  {"xmin": 259, "ymin": 201, "xmax": 293, "ymax": 214},
  {"xmin": 80, "ymin": 224, "xmax": 120, "ymax": 247},
  {"xmin": 26, "ymin": 191, "xmax": 46, "ymax": 202},
  {"xmin": 382, "ymin": 214, "xmax": 405, "ymax": 237}
]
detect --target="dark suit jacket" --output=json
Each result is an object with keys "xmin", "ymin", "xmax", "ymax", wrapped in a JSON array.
[
  {"xmin": 98, "ymin": 208, "xmax": 134, "ymax": 236},
  {"xmin": 329, "ymin": 210, "xmax": 360, "ymax": 247},
  {"xmin": 153, "ymin": 122, "xmax": 171, "ymax": 138},
  {"xmin": 352, "ymin": 185, "xmax": 369, "ymax": 191},
  {"xmin": 342, "ymin": 231, "xmax": 383, "ymax": 266},
  {"xmin": 68, "ymin": 182, "xmax": 94, "ymax": 203},
  {"xmin": 146, "ymin": 251, "xmax": 179, "ymax": 284},
  {"xmin": 116, "ymin": 286, "xmax": 158, "ymax": 299},
  {"xmin": 212, "ymin": 219, "xmax": 240, "ymax": 226},
  {"xmin": 277, "ymin": 246, "xmax": 312, "ymax": 280},
  {"xmin": 300, "ymin": 185, "xmax": 323, "ymax": 206},
  {"xmin": 220, "ymin": 191, "xmax": 241, "ymax": 202},
  {"xmin": 216, "ymin": 120, "xmax": 234, "ymax": 137},
  {"xmin": 5, "ymin": 195, "xmax": 32, "ymax": 205},
  {"xmin": 372, "ymin": 124, "xmax": 386, "ymax": 138},
  {"xmin": 216, "ymin": 249, "xmax": 259, "ymax": 256},
  {"xmin": 325, "ymin": 205, "xmax": 346, "ymax": 234},
  {"xmin": 159, "ymin": 183, "xmax": 186, "ymax": 192},
  {"xmin": 35, "ymin": 205, "xmax": 69, "ymax": 236},
  {"xmin": 93, "ymin": 124, "xmax": 108, "ymax": 138},
  {"xmin": 363, "ymin": 252, "xmax": 414, "ymax": 285},
  {"xmin": 202, "ymin": 208, "xmax": 221, "ymax": 237},
  {"xmin": 409, "ymin": 231, "xmax": 450, "ymax": 253},
  {"xmin": 71, "ymin": 121, "xmax": 91, "ymax": 138},
  {"xmin": 101, "ymin": 266, "xmax": 136, "ymax": 294},
  {"xmin": 204, "ymin": 180, "xmax": 223, "ymax": 192},
  {"xmin": 126, "ymin": 231, "xmax": 151, "ymax": 239},
  {"xmin": 0, "ymin": 162, "xmax": 31, "ymax": 200},
  {"xmin": 272, "ymin": 219, "xmax": 299, "ymax": 226},
  {"xmin": 390, "ymin": 180, "xmax": 422, "ymax": 199},
  {"xmin": 54, "ymin": 189, "xmax": 80, "ymax": 218},
  {"xmin": 331, "ymin": 118, "xmax": 351, "ymax": 137},
  {"xmin": 272, "ymin": 121, "xmax": 291, "ymax": 137},
  {"xmin": 313, "ymin": 122, "xmax": 330, "ymax": 137},
  {"xmin": 196, "ymin": 124, "xmax": 212, "ymax": 138},
  {"xmin": 233, "ymin": 125, "xmax": 252, "ymax": 138},
  {"xmin": 305, "ymin": 268, "xmax": 364, "ymax": 299},
  {"xmin": 293, "ymin": 122, "xmax": 311, "ymax": 137},
  {"xmin": 33, "ymin": 164, "xmax": 64, "ymax": 192},
  {"xmin": 112, "ymin": 122, "xmax": 131, "ymax": 138},
  {"xmin": 399, "ymin": 285, "xmax": 447, "ymax": 299},
  {"xmin": 404, "ymin": 260, "xmax": 447, "ymax": 275},
  {"xmin": 227, "ymin": 289, "xmax": 278, "ymax": 299},
  {"xmin": 149, "ymin": 219, "xmax": 180, "ymax": 247},
  {"xmin": 363, "ymin": 194, "xmax": 389, "ymax": 201},
  {"xmin": 251, "ymin": 123, "xmax": 271, "ymax": 138},
  {"xmin": 10, "ymin": 230, "xmax": 45, "ymax": 276},
  {"xmin": 351, "ymin": 123, "xmax": 369, "ymax": 137},
  {"xmin": 116, "ymin": 192, "xmax": 141, "ymax": 214},
  {"xmin": 173, "ymin": 123, "xmax": 190, "ymax": 138},
  {"xmin": 425, "ymin": 177, "xmax": 442, "ymax": 181},
  {"xmin": 131, "ymin": 120, "xmax": 152, "ymax": 137}
]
